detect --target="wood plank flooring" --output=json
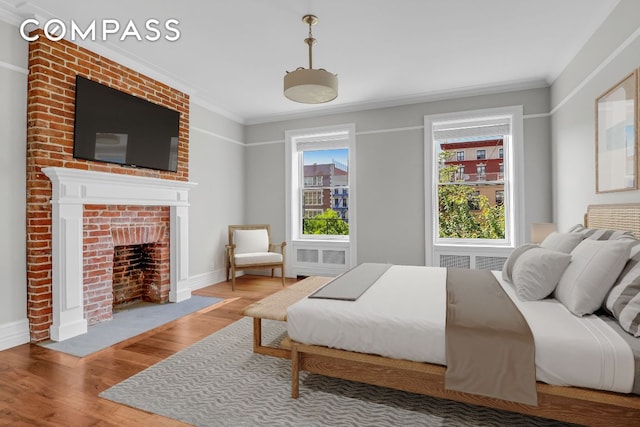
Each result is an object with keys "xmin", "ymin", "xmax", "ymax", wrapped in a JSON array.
[{"xmin": 0, "ymin": 275, "xmax": 295, "ymax": 426}]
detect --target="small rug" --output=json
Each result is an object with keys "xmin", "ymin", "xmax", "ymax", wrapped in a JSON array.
[
  {"xmin": 40, "ymin": 296, "xmax": 223, "ymax": 357},
  {"xmin": 100, "ymin": 317, "xmax": 576, "ymax": 426}
]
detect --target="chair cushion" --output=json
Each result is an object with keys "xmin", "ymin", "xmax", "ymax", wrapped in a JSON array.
[
  {"xmin": 234, "ymin": 229, "xmax": 269, "ymax": 254},
  {"xmin": 234, "ymin": 252, "xmax": 283, "ymax": 266}
]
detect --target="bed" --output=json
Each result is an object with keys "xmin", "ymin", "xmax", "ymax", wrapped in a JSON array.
[{"xmin": 285, "ymin": 203, "xmax": 640, "ymax": 426}]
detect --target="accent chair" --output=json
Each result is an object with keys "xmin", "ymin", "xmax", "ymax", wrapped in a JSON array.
[{"xmin": 226, "ymin": 224, "xmax": 286, "ymax": 291}]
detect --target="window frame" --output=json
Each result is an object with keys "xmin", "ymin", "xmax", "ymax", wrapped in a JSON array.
[
  {"xmin": 285, "ymin": 123, "xmax": 357, "ymax": 243},
  {"xmin": 424, "ymin": 106, "xmax": 524, "ymax": 266}
]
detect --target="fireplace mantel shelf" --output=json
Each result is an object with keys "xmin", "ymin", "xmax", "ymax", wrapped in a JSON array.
[
  {"xmin": 42, "ymin": 167, "xmax": 197, "ymax": 342},
  {"xmin": 43, "ymin": 167, "xmax": 196, "ymax": 206}
]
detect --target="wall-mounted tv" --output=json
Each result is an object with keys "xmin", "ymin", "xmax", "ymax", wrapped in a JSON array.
[{"xmin": 73, "ymin": 75, "xmax": 180, "ymax": 172}]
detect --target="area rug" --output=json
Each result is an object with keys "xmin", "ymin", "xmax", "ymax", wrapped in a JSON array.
[
  {"xmin": 40, "ymin": 295, "xmax": 223, "ymax": 357},
  {"xmin": 100, "ymin": 317, "xmax": 577, "ymax": 426}
]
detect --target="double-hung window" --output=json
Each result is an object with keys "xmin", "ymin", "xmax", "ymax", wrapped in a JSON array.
[
  {"xmin": 424, "ymin": 106, "xmax": 524, "ymax": 264},
  {"xmin": 285, "ymin": 124, "xmax": 357, "ymax": 275}
]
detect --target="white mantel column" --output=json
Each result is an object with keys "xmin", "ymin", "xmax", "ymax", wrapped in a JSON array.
[
  {"xmin": 49, "ymin": 201, "xmax": 88, "ymax": 341},
  {"xmin": 170, "ymin": 205, "xmax": 191, "ymax": 302}
]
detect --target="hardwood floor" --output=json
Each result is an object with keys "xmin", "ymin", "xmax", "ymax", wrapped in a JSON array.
[{"xmin": 0, "ymin": 275, "xmax": 295, "ymax": 426}]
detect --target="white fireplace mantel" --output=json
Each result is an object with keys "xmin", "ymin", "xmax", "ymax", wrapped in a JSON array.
[{"xmin": 42, "ymin": 167, "xmax": 197, "ymax": 341}]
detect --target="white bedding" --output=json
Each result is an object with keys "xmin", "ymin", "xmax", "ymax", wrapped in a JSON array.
[{"xmin": 286, "ymin": 265, "xmax": 635, "ymax": 393}]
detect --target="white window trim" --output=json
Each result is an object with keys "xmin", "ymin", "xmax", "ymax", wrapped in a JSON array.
[
  {"xmin": 285, "ymin": 124, "xmax": 357, "ymax": 275},
  {"xmin": 424, "ymin": 106, "xmax": 525, "ymax": 266}
]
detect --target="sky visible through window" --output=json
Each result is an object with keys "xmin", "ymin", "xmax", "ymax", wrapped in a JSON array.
[{"xmin": 303, "ymin": 149, "xmax": 348, "ymax": 166}]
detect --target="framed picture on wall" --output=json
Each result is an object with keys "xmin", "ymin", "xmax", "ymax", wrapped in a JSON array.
[{"xmin": 595, "ymin": 70, "xmax": 638, "ymax": 193}]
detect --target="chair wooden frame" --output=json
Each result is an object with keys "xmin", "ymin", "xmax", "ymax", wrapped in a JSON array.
[{"xmin": 226, "ymin": 224, "xmax": 286, "ymax": 291}]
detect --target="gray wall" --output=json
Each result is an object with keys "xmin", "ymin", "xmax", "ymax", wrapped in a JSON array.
[
  {"xmin": 245, "ymin": 88, "xmax": 552, "ymax": 266},
  {"xmin": 188, "ymin": 104, "xmax": 246, "ymax": 288},
  {"xmin": 551, "ymin": 0, "xmax": 640, "ymax": 230},
  {"xmin": 0, "ymin": 19, "xmax": 28, "ymax": 348}
]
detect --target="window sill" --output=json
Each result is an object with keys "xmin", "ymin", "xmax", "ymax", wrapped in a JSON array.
[
  {"xmin": 293, "ymin": 238, "xmax": 349, "ymax": 245},
  {"xmin": 434, "ymin": 241, "xmax": 514, "ymax": 250}
]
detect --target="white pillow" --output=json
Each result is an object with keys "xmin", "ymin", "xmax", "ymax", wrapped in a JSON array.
[
  {"xmin": 233, "ymin": 229, "xmax": 269, "ymax": 254},
  {"xmin": 540, "ymin": 232, "xmax": 582, "ymax": 254},
  {"xmin": 554, "ymin": 239, "xmax": 632, "ymax": 316},
  {"xmin": 512, "ymin": 247, "xmax": 571, "ymax": 301}
]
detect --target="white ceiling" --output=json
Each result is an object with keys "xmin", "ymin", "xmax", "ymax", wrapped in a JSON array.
[{"xmin": 1, "ymin": 0, "xmax": 620, "ymax": 124}]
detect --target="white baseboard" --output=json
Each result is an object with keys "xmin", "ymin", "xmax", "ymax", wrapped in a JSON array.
[
  {"xmin": 0, "ymin": 318, "xmax": 30, "ymax": 351},
  {"xmin": 189, "ymin": 269, "xmax": 229, "ymax": 291},
  {"xmin": 189, "ymin": 268, "xmax": 291, "ymax": 291}
]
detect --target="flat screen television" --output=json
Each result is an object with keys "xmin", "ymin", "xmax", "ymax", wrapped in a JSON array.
[{"xmin": 73, "ymin": 75, "xmax": 180, "ymax": 172}]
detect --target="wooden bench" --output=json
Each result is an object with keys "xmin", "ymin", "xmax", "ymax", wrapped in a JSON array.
[{"xmin": 241, "ymin": 276, "xmax": 331, "ymax": 358}]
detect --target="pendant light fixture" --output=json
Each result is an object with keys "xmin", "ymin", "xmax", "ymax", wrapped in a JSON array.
[{"xmin": 284, "ymin": 15, "xmax": 338, "ymax": 104}]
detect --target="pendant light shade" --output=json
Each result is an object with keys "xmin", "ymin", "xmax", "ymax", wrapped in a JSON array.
[
  {"xmin": 284, "ymin": 15, "xmax": 338, "ymax": 104},
  {"xmin": 284, "ymin": 68, "xmax": 338, "ymax": 104}
]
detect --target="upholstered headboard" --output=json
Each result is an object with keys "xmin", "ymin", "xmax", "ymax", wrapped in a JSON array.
[{"xmin": 585, "ymin": 203, "xmax": 640, "ymax": 238}]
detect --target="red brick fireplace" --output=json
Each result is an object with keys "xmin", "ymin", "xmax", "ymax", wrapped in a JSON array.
[
  {"xmin": 84, "ymin": 205, "xmax": 170, "ymax": 325},
  {"xmin": 26, "ymin": 30, "xmax": 192, "ymax": 342}
]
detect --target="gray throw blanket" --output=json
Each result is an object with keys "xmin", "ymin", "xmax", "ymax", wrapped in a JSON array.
[
  {"xmin": 308, "ymin": 263, "xmax": 391, "ymax": 301},
  {"xmin": 445, "ymin": 268, "xmax": 538, "ymax": 406}
]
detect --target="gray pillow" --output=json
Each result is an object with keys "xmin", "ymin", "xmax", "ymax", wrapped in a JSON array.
[
  {"xmin": 568, "ymin": 224, "xmax": 635, "ymax": 241},
  {"xmin": 555, "ymin": 239, "xmax": 632, "ymax": 316},
  {"xmin": 502, "ymin": 244, "xmax": 539, "ymax": 283},
  {"xmin": 605, "ymin": 242, "xmax": 640, "ymax": 336},
  {"xmin": 512, "ymin": 247, "xmax": 572, "ymax": 301},
  {"xmin": 540, "ymin": 232, "xmax": 582, "ymax": 254}
]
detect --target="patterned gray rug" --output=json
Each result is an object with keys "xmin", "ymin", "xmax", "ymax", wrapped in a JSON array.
[{"xmin": 100, "ymin": 318, "xmax": 578, "ymax": 426}]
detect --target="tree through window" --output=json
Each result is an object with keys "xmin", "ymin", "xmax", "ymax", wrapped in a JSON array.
[{"xmin": 430, "ymin": 111, "xmax": 518, "ymax": 244}]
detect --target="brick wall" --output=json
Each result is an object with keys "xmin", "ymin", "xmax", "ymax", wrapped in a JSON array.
[{"xmin": 26, "ymin": 29, "xmax": 189, "ymax": 341}]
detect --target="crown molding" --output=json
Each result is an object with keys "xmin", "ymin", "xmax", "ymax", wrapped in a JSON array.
[
  {"xmin": 244, "ymin": 79, "xmax": 549, "ymax": 125},
  {"xmin": 0, "ymin": 1, "xmax": 28, "ymax": 26},
  {"xmin": 190, "ymin": 95, "xmax": 245, "ymax": 125}
]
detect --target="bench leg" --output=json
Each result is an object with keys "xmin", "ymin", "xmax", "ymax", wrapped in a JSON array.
[
  {"xmin": 253, "ymin": 317, "xmax": 262, "ymax": 352},
  {"xmin": 250, "ymin": 317, "xmax": 290, "ymax": 359},
  {"xmin": 291, "ymin": 343, "xmax": 300, "ymax": 399}
]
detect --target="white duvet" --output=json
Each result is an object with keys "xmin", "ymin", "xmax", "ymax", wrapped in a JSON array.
[{"xmin": 286, "ymin": 265, "xmax": 635, "ymax": 393}]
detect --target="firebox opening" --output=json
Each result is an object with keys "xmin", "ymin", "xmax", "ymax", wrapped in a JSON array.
[{"xmin": 112, "ymin": 243, "xmax": 164, "ymax": 310}]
